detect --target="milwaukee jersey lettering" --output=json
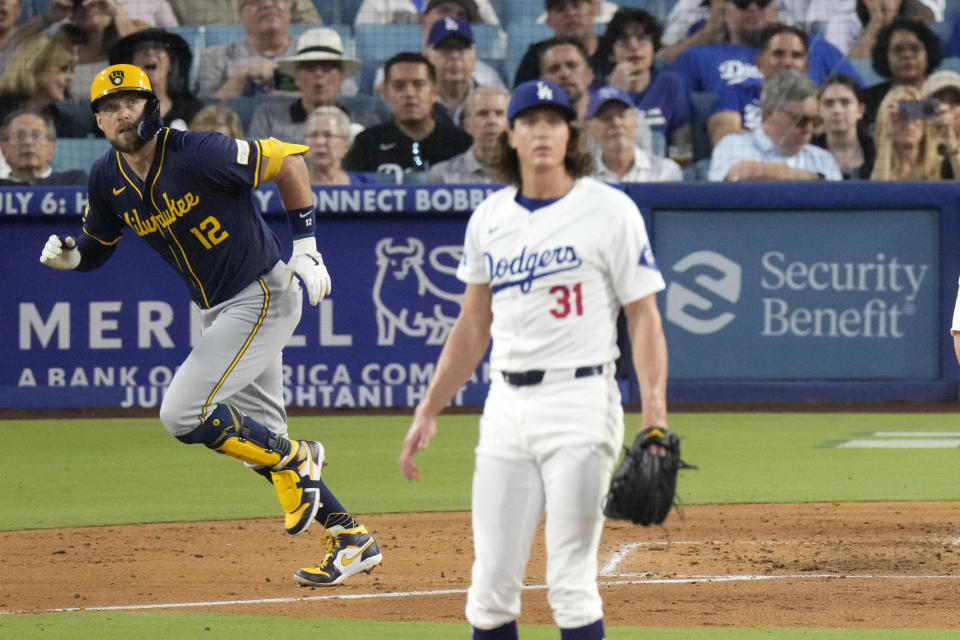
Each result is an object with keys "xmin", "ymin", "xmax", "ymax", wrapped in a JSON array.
[{"xmin": 83, "ymin": 129, "xmax": 282, "ymax": 308}]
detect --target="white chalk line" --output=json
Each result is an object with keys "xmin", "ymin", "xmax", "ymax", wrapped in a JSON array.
[
  {"xmin": 2, "ymin": 573, "xmax": 959, "ymax": 617},
  {"xmin": 601, "ymin": 538, "xmax": 960, "ymax": 576},
  {"xmin": 4, "ymin": 538, "xmax": 959, "ymax": 617}
]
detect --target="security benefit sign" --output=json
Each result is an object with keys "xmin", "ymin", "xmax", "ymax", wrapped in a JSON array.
[
  {"xmin": 655, "ymin": 209, "xmax": 939, "ymax": 379},
  {"xmin": 2, "ymin": 215, "xmax": 486, "ymax": 409}
]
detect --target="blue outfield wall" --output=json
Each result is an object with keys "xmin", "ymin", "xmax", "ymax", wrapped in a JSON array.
[{"xmin": 1, "ymin": 182, "xmax": 958, "ymax": 409}]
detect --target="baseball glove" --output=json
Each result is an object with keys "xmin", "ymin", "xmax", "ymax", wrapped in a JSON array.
[{"xmin": 603, "ymin": 427, "xmax": 695, "ymax": 526}]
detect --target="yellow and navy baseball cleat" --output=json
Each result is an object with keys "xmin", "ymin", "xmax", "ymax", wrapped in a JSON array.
[
  {"xmin": 294, "ymin": 525, "xmax": 383, "ymax": 586},
  {"xmin": 271, "ymin": 440, "xmax": 325, "ymax": 536}
]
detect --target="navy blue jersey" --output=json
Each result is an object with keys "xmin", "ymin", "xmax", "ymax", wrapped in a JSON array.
[{"xmin": 83, "ymin": 128, "xmax": 282, "ymax": 308}]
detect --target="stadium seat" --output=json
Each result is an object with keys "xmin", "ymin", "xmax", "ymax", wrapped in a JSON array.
[
  {"xmin": 650, "ymin": 130, "xmax": 666, "ymax": 158},
  {"xmin": 472, "ymin": 24, "xmax": 508, "ymax": 60},
  {"xmin": 227, "ymin": 96, "xmax": 261, "ymax": 133},
  {"xmin": 355, "ymin": 23, "xmax": 422, "ymax": 60},
  {"xmin": 848, "ymin": 57, "xmax": 883, "ymax": 87},
  {"xmin": 354, "ymin": 24, "xmax": 423, "ymax": 93},
  {"xmin": 201, "ymin": 24, "xmax": 246, "ymax": 49},
  {"xmin": 168, "ymin": 26, "xmax": 203, "ymax": 88},
  {"xmin": 341, "ymin": 0, "xmax": 366, "ymax": 25},
  {"xmin": 616, "ymin": 0, "xmax": 673, "ymax": 24},
  {"xmin": 504, "ymin": 22, "xmax": 553, "ymax": 83},
  {"xmin": 938, "ymin": 56, "xmax": 960, "ymax": 73},
  {"xmin": 689, "ymin": 91, "xmax": 716, "ymax": 162},
  {"xmin": 681, "ymin": 157, "xmax": 711, "ymax": 182},
  {"xmin": 312, "ymin": 0, "xmax": 341, "ymax": 25},
  {"xmin": 50, "ymin": 138, "xmax": 112, "ymax": 174},
  {"xmin": 929, "ymin": 19, "xmax": 953, "ymax": 50}
]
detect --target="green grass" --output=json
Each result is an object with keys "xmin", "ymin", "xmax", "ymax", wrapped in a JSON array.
[
  {"xmin": 2, "ymin": 413, "xmax": 957, "ymax": 531},
  {"xmin": 0, "ymin": 612, "xmax": 955, "ymax": 640},
  {"xmin": 2, "ymin": 412, "xmax": 958, "ymax": 638}
]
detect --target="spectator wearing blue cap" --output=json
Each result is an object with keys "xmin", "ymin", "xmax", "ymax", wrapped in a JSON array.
[
  {"xmin": 424, "ymin": 17, "xmax": 483, "ymax": 125},
  {"xmin": 370, "ymin": 2, "xmax": 505, "ymax": 97},
  {"xmin": 585, "ymin": 86, "xmax": 682, "ymax": 182},
  {"xmin": 343, "ymin": 52, "xmax": 472, "ymax": 183}
]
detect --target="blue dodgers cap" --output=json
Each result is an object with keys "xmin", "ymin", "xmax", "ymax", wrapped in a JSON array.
[
  {"xmin": 586, "ymin": 85, "xmax": 635, "ymax": 119},
  {"xmin": 427, "ymin": 16, "xmax": 474, "ymax": 47},
  {"xmin": 507, "ymin": 79, "xmax": 577, "ymax": 123}
]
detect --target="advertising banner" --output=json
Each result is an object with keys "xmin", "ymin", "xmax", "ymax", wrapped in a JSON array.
[
  {"xmin": 3, "ymin": 185, "xmax": 500, "ymax": 409},
  {"xmin": 655, "ymin": 209, "xmax": 940, "ymax": 379}
]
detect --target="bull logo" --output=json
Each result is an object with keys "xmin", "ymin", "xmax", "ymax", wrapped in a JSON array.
[
  {"xmin": 109, "ymin": 69, "xmax": 125, "ymax": 85},
  {"xmin": 372, "ymin": 237, "xmax": 464, "ymax": 345}
]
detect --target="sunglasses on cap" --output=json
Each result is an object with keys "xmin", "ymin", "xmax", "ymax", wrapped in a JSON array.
[{"xmin": 728, "ymin": 0, "xmax": 775, "ymax": 9}]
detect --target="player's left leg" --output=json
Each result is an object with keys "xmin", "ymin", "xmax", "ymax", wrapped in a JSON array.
[
  {"xmin": 293, "ymin": 465, "xmax": 383, "ymax": 587},
  {"xmin": 160, "ymin": 263, "xmax": 321, "ymax": 535},
  {"xmin": 540, "ymin": 443, "xmax": 612, "ymax": 638},
  {"xmin": 534, "ymin": 373, "xmax": 623, "ymax": 638}
]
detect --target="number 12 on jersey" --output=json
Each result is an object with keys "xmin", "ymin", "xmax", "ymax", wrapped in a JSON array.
[{"xmin": 549, "ymin": 283, "xmax": 583, "ymax": 318}]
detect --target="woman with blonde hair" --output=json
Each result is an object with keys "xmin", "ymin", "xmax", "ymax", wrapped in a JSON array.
[
  {"xmin": 0, "ymin": 34, "xmax": 93, "ymax": 137},
  {"xmin": 188, "ymin": 104, "xmax": 245, "ymax": 138},
  {"xmin": 871, "ymin": 84, "xmax": 953, "ymax": 180}
]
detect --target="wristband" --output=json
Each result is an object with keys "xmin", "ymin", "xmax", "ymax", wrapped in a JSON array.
[{"xmin": 286, "ymin": 205, "xmax": 316, "ymax": 240}]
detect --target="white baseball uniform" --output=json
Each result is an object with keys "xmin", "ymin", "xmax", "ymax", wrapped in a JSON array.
[{"xmin": 456, "ymin": 177, "xmax": 665, "ymax": 630}]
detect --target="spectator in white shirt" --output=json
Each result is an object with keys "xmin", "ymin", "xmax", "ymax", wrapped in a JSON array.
[
  {"xmin": 428, "ymin": 85, "xmax": 509, "ymax": 183},
  {"xmin": 586, "ymin": 86, "xmax": 682, "ymax": 182},
  {"xmin": 709, "ymin": 68, "xmax": 842, "ymax": 180}
]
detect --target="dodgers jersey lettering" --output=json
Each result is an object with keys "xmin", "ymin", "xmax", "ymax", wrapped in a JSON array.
[
  {"xmin": 82, "ymin": 129, "xmax": 282, "ymax": 308},
  {"xmin": 457, "ymin": 178, "xmax": 665, "ymax": 371}
]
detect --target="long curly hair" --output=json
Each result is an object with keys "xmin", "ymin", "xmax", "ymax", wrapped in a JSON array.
[
  {"xmin": 488, "ymin": 119, "xmax": 595, "ymax": 186},
  {"xmin": 870, "ymin": 85, "xmax": 942, "ymax": 180}
]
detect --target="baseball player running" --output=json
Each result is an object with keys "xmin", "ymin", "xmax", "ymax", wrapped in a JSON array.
[
  {"xmin": 398, "ymin": 79, "xmax": 669, "ymax": 639},
  {"xmin": 39, "ymin": 64, "xmax": 381, "ymax": 586}
]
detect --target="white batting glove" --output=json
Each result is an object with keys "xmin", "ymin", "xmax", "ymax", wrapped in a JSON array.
[
  {"xmin": 284, "ymin": 237, "xmax": 331, "ymax": 305},
  {"xmin": 39, "ymin": 234, "xmax": 80, "ymax": 270}
]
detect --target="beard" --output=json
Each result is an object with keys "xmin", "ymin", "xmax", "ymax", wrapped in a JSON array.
[{"xmin": 107, "ymin": 129, "xmax": 149, "ymax": 154}]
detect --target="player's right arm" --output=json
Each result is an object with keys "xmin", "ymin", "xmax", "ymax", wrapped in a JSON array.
[
  {"xmin": 399, "ymin": 283, "xmax": 492, "ymax": 481},
  {"xmin": 624, "ymin": 293, "xmax": 669, "ymax": 431},
  {"xmin": 40, "ymin": 171, "xmax": 123, "ymax": 271}
]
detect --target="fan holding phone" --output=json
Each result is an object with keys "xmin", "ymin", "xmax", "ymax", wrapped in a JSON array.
[{"xmin": 871, "ymin": 84, "xmax": 956, "ymax": 180}]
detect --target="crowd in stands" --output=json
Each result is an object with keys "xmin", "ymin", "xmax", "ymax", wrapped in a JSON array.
[{"xmin": 0, "ymin": 0, "xmax": 959, "ymax": 187}]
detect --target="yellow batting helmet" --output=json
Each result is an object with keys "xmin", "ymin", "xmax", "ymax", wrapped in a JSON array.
[{"xmin": 90, "ymin": 64, "xmax": 155, "ymax": 112}]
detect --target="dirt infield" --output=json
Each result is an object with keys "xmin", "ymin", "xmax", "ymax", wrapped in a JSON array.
[{"xmin": 2, "ymin": 502, "xmax": 958, "ymax": 629}]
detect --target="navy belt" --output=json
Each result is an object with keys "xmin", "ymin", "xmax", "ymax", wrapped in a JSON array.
[{"xmin": 501, "ymin": 364, "xmax": 604, "ymax": 387}]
